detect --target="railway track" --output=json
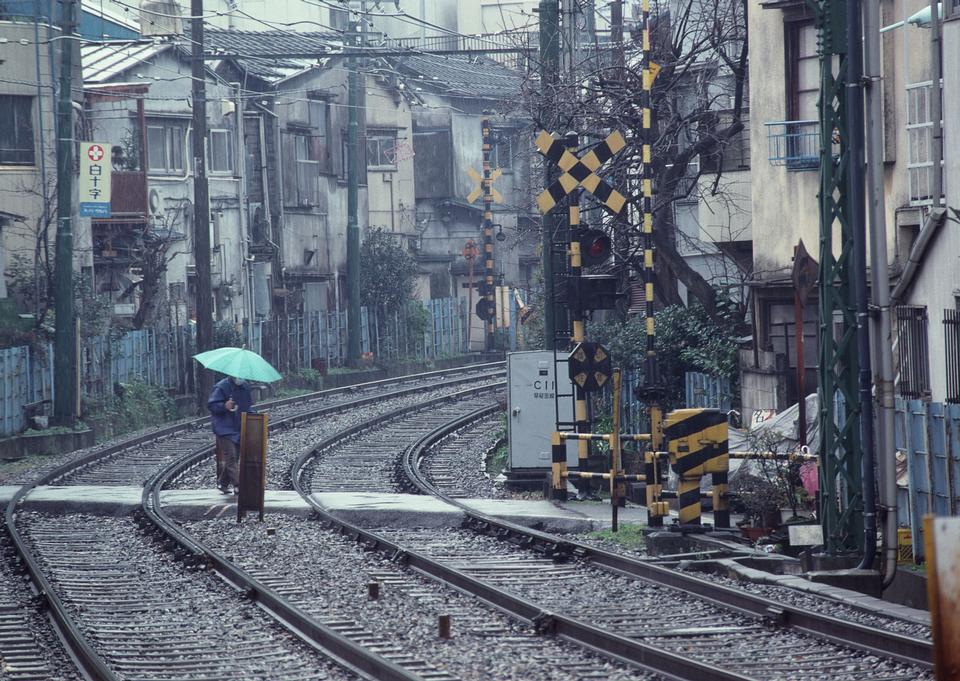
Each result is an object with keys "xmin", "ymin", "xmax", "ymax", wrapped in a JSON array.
[
  {"xmin": 4, "ymin": 362, "xmax": 504, "ymax": 681},
  {"xmin": 6, "ymin": 359, "xmax": 934, "ymax": 680},
  {"xmin": 398, "ymin": 405, "xmax": 935, "ymax": 680}
]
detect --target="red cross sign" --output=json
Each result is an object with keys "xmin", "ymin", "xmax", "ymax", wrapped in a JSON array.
[{"xmin": 87, "ymin": 144, "xmax": 105, "ymax": 162}]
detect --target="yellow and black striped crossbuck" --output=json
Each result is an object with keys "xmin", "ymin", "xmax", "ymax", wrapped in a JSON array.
[
  {"xmin": 663, "ymin": 408, "xmax": 730, "ymax": 528},
  {"xmin": 535, "ymin": 130, "xmax": 627, "ymax": 215}
]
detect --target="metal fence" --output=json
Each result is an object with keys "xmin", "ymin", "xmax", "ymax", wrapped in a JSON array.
[
  {"xmin": 0, "ymin": 345, "xmax": 54, "ymax": 435},
  {"xmin": 895, "ymin": 398, "xmax": 960, "ymax": 560},
  {"xmin": 685, "ymin": 372, "xmax": 733, "ymax": 411},
  {"xmin": 896, "ymin": 305, "xmax": 931, "ymax": 399},
  {"xmin": 0, "ymin": 297, "xmax": 467, "ymax": 437},
  {"xmin": 944, "ymin": 308, "xmax": 960, "ymax": 404}
]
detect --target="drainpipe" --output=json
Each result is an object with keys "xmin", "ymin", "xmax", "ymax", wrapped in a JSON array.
[
  {"xmin": 847, "ymin": 0, "xmax": 877, "ymax": 570},
  {"xmin": 929, "ymin": 0, "xmax": 943, "ymax": 206},
  {"xmin": 864, "ymin": 0, "xmax": 898, "ymax": 586}
]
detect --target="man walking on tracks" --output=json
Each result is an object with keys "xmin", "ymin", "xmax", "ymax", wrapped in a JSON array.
[{"xmin": 208, "ymin": 375, "xmax": 254, "ymax": 494}]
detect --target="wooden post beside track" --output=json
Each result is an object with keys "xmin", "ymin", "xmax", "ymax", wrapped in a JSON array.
[{"xmin": 238, "ymin": 412, "xmax": 268, "ymax": 522}]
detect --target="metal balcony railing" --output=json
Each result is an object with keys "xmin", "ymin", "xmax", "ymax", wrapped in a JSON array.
[{"xmin": 765, "ymin": 120, "xmax": 820, "ymax": 170}]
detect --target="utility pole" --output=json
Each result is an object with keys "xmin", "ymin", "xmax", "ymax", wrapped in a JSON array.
[
  {"xmin": 864, "ymin": 0, "xmax": 898, "ymax": 584},
  {"xmin": 346, "ymin": 7, "xmax": 363, "ymax": 365},
  {"xmin": 192, "ymin": 0, "xmax": 214, "ymax": 411},
  {"xmin": 538, "ymin": 0, "xmax": 560, "ymax": 350},
  {"xmin": 53, "ymin": 0, "xmax": 78, "ymax": 426}
]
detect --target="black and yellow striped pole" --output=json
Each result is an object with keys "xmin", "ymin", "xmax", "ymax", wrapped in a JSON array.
[
  {"xmin": 565, "ymin": 132, "xmax": 591, "ymax": 492},
  {"xmin": 481, "ymin": 115, "xmax": 496, "ymax": 351},
  {"xmin": 636, "ymin": 0, "xmax": 667, "ymax": 528}
]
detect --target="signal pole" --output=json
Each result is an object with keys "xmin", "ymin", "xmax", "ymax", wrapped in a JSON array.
[
  {"xmin": 191, "ymin": 0, "xmax": 214, "ymax": 411},
  {"xmin": 481, "ymin": 116, "xmax": 496, "ymax": 351},
  {"xmin": 53, "ymin": 0, "xmax": 77, "ymax": 425}
]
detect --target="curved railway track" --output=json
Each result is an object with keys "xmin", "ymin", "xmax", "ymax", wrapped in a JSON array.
[
  {"xmin": 4, "ymin": 363, "xmax": 504, "ymax": 681},
  {"xmin": 4, "ymin": 360, "xmax": 934, "ymax": 680}
]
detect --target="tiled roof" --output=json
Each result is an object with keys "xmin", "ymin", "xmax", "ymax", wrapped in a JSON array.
[
  {"xmin": 388, "ymin": 53, "xmax": 524, "ymax": 99},
  {"xmin": 203, "ymin": 28, "xmax": 340, "ymax": 83},
  {"xmin": 82, "ymin": 40, "xmax": 177, "ymax": 83}
]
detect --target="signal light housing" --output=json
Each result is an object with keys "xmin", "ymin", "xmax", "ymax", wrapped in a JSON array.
[{"xmin": 578, "ymin": 228, "xmax": 612, "ymax": 268}]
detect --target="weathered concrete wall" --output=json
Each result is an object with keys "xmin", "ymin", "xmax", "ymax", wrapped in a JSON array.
[
  {"xmin": 0, "ymin": 21, "xmax": 87, "ymax": 299},
  {"xmin": 903, "ymin": 223, "xmax": 960, "ymax": 402}
]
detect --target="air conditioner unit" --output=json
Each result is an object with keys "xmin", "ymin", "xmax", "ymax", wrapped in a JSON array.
[{"xmin": 148, "ymin": 188, "xmax": 165, "ymax": 220}]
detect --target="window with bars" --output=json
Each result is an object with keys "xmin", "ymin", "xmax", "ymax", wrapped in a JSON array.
[
  {"xmin": 945, "ymin": 309, "xmax": 960, "ymax": 404},
  {"xmin": 897, "ymin": 305, "xmax": 931, "ymax": 399},
  {"xmin": 906, "ymin": 81, "xmax": 943, "ymax": 206}
]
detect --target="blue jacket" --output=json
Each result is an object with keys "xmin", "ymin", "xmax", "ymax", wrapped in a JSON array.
[{"xmin": 208, "ymin": 377, "xmax": 254, "ymax": 444}]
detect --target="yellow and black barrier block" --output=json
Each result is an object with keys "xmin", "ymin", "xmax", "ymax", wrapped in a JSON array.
[
  {"xmin": 663, "ymin": 408, "xmax": 729, "ymax": 529},
  {"xmin": 548, "ymin": 431, "xmax": 569, "ymax": 501}
]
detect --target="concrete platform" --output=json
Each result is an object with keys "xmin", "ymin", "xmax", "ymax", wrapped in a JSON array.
[{"xmin": 0, "ymin": 485, "xmax": 620, "ymax": 533}]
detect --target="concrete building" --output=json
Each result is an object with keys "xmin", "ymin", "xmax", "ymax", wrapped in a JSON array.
[
  {"xmin": 206, "ymin": 28, "xmax": 418, "ymax": 320},
  {"xmin": 81, "ymin": 39, "xmax": 249, "ymax": 327},
  {"xmin": 390, "ymin": 53, "xmax": 538, "ymax": 349},
  {"xmin": 744, "ymin": 0, "xmax": 955, "ymax": 412},
  {"xmin": 0, "ymin": 5, "xmax": 87, "ymax": 308}
]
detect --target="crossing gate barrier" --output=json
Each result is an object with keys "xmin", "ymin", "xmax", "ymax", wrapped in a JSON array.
[{"xmin": 663, "ymin": 408, "xmax": 729, "ymax": 528}]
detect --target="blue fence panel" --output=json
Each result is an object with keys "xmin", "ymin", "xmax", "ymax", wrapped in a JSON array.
[
  {"xmin": 949, "ymin": 403, "xmax": 960, "ymax": 516},
  {"xmin": 684, "ymin": 372, "xmax": 732, "ymax": 411},
  {"xmin": 928, "ymin": 402, "xmax": 951, "ymax": 517}
]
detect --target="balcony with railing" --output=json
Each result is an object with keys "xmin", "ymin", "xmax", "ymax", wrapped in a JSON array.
[
  {"xmin": 110, "ymin": 171, "xmax": 148, "ymax": 217},
  {"xmin": 765, "ymin": 120, "xmax": 819, "ymax": 170}
]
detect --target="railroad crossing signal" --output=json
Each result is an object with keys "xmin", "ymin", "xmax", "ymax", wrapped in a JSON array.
[
  {"xmin": 568, "ymin": 342, "xmax": 612, "ymax": 393},
  {"xmin": 535, "ymin": 130, "xmax": 627, "ymax": 215},
  {"xmin": 467, "ymin": 167, "xmax": 503, "ymax": 204}
]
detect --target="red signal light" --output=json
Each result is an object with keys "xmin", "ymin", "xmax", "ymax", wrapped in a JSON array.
[{"xmin": 579, "ymin": 229, "xmax": 611, "ymax": 267}]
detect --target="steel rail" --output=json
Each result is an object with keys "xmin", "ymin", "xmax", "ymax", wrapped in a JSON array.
[
  {"xmin": 141, "ymin": 380, "xmax": 505, "ymax": 681},
  {"xmin": 401, "ymin": 408, "xmax": 935, "ymax": 673},
  {"xmin": 4, "ymin": 361, "xmax": 502, "ymax": 681},
  {"xmin": 285, "ymin": 402, "xmax": 749, "ymax": 681}
]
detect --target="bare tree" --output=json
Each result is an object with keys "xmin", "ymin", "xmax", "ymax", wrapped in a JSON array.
[
  {"xmin": 517, "ymin": 0, "xmax": 750, "ymax": 323},
  {"xmin": 117, "ymin": 202, "xmax": 189, "ymax": 329}
]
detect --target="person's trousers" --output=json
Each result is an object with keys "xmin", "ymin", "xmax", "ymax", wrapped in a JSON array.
[{"xmin": 216, "ymin": 436, "xmax": 239, "ymax": 488}]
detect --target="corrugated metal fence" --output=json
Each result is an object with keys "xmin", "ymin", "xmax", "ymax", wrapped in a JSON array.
[
  {"xmin": 895, "ymin": 398, "xmax": 960, "ymax": 560},
  {"xmin": 0, "ymin": 298, "xmax": 467, "ymax": 437},
  {"xmin": 0, "ymin": 345, "xmax": 54, "ymax": 435},
  {"xmin": 685, "ymin": 372, "xmax": 733, "ymax": 411}
]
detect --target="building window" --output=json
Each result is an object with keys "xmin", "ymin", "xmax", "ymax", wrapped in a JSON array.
[
  {"xmin": 906, "ymin": 81, "xmax": 943, "ymax": 206},
  {"xmin": 208, "ymin": 129, "xmax": 233, "ymax": 173},
  {"xmin": 945, "ymin": 309, "xmax": 960, "ymax": 404},
  {"xmin": 786, "ymin": 21, "xmax": 818, "ymax": 122},
  {"xmin": 146, "ymin": 120, "xmax": 186, "ymax": 173},
  {"xmin": 491, "ymin": 131, "xmax": 515, "ymax": 170},
  {"xmin": 0, "ymin": 95, "xmax": 34, "ymax": 165},
  {"xmin": 288, "ymin": 129, "xmax": 319, "ymax": 207},
  {"xmin": 897, "ymin": 305, "xmax": 931, "ymax": 399},
  {"xmin": 365, "ymin": 129, "xmax": 397, "ymax": 169}
]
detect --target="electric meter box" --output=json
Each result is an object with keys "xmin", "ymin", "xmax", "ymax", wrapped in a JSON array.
[{"xmin": 507, "ymin": 351, "xmax": 578, "ymax": 472}]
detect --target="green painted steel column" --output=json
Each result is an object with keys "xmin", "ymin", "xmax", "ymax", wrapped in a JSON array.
[
  {"xmin": 539, "ymin": 0, "xmax": 560, "ymax": 350},
  {"xmin": 816, "ymin": 0, "xmax": 864, "ymax": 556}
]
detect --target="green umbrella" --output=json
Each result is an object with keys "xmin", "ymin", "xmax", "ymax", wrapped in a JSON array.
[{"xmin": 193, "ymin": 347, "xmax": 283, "ymax": 383}]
